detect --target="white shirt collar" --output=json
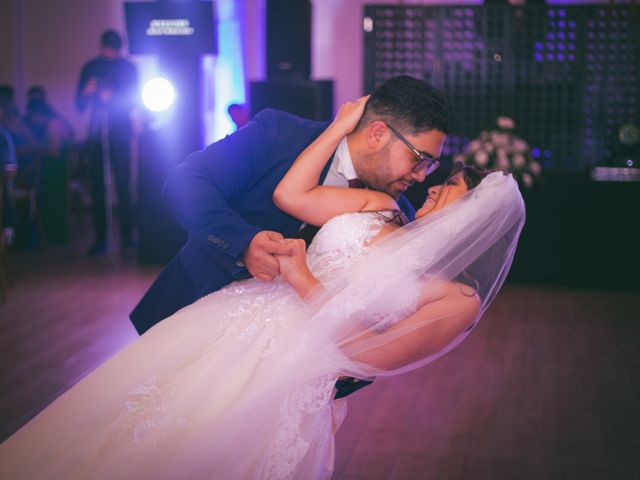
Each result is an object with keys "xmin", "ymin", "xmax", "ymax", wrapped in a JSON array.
[
  {"xmin": 323, "ymin": 137, "xmax": 358, "ymax": 187},
  {"xmin": 334, "ymin": 137, "xmax": 357, "ymax": 180}
]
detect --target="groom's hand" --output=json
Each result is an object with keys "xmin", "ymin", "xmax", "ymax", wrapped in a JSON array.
[{"xmin": 244, "ymin": 231, "xmax": 295, "ymax": 281}]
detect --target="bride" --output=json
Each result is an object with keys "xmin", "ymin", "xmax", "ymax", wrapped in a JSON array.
[{"xmin": 0, "ymin": 98, "xmax": 525, "ymax": 479}]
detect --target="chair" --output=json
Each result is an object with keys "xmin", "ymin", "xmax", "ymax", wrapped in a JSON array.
[
  {"xmin": 0, "ymin": 169, "xmax": 15, "ymax": 303},
  {"xmin": 9, "ymin": 156, "xmax": 47, "ymax": 248},
  {"xmin": 1, "ymin": 126, "xmax": 17, "ymax": 302}
]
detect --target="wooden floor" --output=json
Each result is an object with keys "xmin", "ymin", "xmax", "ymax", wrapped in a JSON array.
[{"xmin": 0, "ymin": 246, "xmax": 638, "ymax": 479}]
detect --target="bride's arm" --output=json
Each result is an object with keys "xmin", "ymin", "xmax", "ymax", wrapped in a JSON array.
[
  {"xmin": 278, "ymin": 240, "xmax": 480, "ymax": 371},
  {"xmin": 277, "ymin": 239, "xmax": 324, "ymax": 301},
  {"xmin": 279, "ymin": 243, "xmax": 481, "ymax": 371},
  {"xmin": 343, "ymin": 279, "xmax": 481, "ymax": 371},
  {"xmin": 273, "ymin": 97, "xmax": 396, "ymax": 226},
  {"xmin": 277, "ymin": 219, "xmax": 399, "ymax": 301}
]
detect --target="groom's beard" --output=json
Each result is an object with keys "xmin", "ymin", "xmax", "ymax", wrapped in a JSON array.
[{"xmin": 355, "ymin": 144, "xmax": 407, "ymax": 199}]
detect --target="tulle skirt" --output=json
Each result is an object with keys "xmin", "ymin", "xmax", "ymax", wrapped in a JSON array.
[{"xmin": 0, "ymin": 279, "xmax": 349, "ymax": 479}]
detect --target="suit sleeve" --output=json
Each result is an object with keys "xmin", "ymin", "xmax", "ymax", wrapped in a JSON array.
[
  {"xmin": 397, "ymin": 194, "xmax": 416, "ymax": 222},
  {"xmin": 162, "ymin": 110, "xmax": 281, "ymax": 279}
]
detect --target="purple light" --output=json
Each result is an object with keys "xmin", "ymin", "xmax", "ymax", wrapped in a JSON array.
[
  {"xmin": 568, "ymin": 53, "xmax": 575, "ymax": 62},
  {"xmin": 548, "ymin": 10, "xmax": 555, "ymax": 18},
  {"xmin": 546, "ymin": 53, "xmax": 555, "ymax": 61},
  {"xmin": 534, "ymin": 53, "xmax": 543, "ymax": 62},
  {"xmin": 532, "ymin": 148, "xmax": 540, "ymax": 158},
  {"xmin": 535, "ymin": 42, "xmax": 543, "ymax": 51},
  {"xmin": 557, "ymin": 53, "xmax": 565, "ymax": 62},
  {"xmin": 543, "ymin": 150, "xmax": 552, "ymax": 158}
]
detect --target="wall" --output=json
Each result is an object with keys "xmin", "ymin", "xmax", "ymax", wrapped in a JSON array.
[
  {"xmin": 2, "ymin": 0, "xmax": 473, "ymax": 138},
  {"xmin": 1, "ymin": 0, "xmax": 132, "ymax": 139}
]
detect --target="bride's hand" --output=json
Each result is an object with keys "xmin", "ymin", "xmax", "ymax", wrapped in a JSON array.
[
  {"xmin": 277, "ymin": 239, "xmax": 307, "ymax": 284},
  {"xmin": 331, "ymin": 95, "xmax": 370, "ymax": 136},
  {"xmin": 277, "ymin": 239, "xmax": 319, "ymax": 298}
]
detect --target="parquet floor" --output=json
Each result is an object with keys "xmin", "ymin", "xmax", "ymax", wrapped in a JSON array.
[{"xmin": 1, "ymin": 246, "xmax": 638, "ymax": 479}]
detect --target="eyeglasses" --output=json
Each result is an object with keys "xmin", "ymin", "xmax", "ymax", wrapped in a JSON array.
[{"xmin": 386, "ymin": 123, "xmax": 440, "ymax": 175}]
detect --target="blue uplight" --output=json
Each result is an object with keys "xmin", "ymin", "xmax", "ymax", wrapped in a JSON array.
[{"xmin": 205, "ymin": 0, "xmax": 251, "ymax": 144}]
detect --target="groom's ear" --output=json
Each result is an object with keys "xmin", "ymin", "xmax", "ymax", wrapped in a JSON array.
[{"xmin": 367, "ymin": 121, "xmax": 390, "ymax": 151}]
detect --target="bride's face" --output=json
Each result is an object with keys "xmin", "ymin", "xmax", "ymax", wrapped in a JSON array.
[{"xmin": 415, "ymin": 172, "xmax": 468, "ymax": 218}]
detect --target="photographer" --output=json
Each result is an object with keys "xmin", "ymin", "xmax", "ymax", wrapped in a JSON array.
[{"xmin": 76, "ymin": 30, "xmax": 138, "ymax": 256}]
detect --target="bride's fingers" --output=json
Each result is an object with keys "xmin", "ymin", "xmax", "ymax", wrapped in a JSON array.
[
  {"xmin": 265, "ymin": 238, "xmax": 296, "ymax": 256},
  {"xmin": 275, "ymin": 239, "xmax": 305, "ymax": 256}
]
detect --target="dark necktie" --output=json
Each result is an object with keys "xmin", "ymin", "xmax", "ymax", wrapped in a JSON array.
[{"xmin": 348, "ymin": 178, "xmax": 366, "ymax": 189}]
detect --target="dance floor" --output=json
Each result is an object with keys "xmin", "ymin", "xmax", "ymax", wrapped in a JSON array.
[{"xmin": 1, "ymin": 247, "xmax": 638, "ymax": 479}]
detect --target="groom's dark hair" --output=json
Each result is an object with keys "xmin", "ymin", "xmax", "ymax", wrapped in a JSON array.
[{"xmin": 356, "ymin": 76, "xmax": 454, "ymax": 135}]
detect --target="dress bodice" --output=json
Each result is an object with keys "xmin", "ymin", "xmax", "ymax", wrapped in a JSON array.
[{"xmin": 306, "ymin": 211, "xmax": 402, "ymax": 289}]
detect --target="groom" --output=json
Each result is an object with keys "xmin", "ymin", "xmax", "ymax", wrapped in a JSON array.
[{"xmin": 130, "ymin": 76, "xmax": 452, "ymax": 394}]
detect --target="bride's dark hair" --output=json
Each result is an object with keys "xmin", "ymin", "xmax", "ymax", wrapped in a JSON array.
[
  {"xmin": 449, "ymin": 161, "xmax": 509, "ymax": 190},
  {"xmin": 379, "ymin": 163, "xmax": 508, "ymax": 228}
]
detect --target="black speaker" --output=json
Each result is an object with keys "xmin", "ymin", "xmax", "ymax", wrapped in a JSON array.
[
  {"xmin": 266, "ymin": 0, "xmax": 311, "ymax": 79},
  {"xmin": 250, "ymin": 79, "xmax": 333, "ymax": 121},
  {"xmin": 136, "ymin": 128, "xmax": 187, "ymax": 264}
]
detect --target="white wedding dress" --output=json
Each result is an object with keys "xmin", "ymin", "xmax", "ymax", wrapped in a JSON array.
[
  {"xmin": 1, "ymin": 172, "xmax": 526, "ymax": 480},
  {"xmin": 0, "ymin": 212, "xmax": 397, "ymax": 480}
]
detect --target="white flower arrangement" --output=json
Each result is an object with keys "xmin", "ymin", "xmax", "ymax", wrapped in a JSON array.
[{"xmin": 456, "ymin": 117, "xmax": 542, "ymax": 189}]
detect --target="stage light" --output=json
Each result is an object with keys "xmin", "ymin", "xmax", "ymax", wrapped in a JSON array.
[{"xmin": 142, "ymin": 77, "xmax": 176, "ymax": 112}]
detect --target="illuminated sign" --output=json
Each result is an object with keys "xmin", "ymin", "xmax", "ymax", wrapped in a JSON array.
[
  {"xmin": 125, "ymin": 2, "xmax": 216, "ymax": 54},
  {"xmin": 146, "ymin": 19, "xmax": 195, "ymax": 37}
]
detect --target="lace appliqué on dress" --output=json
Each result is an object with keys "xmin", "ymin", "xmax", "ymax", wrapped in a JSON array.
[
  {"xmin": 259, "ymin": 375, "xmax": 336, "ymax": 480},
  {"xmin": 216, "ymin": 281, "xmax": 304, "ymax": 358},
  {"xmin": 307, "ymin": 211, "xmax": 399, "ymax": 288},
  {"xmin": 116, "ymin": 377, "xmax": 186, "ymax": 447}
]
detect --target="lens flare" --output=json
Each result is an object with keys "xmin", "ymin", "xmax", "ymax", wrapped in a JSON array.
[{"xmin": 142, "ymin": 78, "xmax": 175, "ymax": 112}]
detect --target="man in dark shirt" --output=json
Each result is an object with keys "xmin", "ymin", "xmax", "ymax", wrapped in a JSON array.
[{"xmin": 76, "ymin": 30, "xmax": 138, "ymax": 256}]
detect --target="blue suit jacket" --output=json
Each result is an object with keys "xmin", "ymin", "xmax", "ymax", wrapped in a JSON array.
[{"xmin": 130, "ymin": 109, "xmax": 415, "ymax": 334}]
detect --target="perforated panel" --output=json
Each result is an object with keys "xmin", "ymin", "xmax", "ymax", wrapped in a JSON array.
[{"xmin": 363, "ymin": 4, "xmax": 640, "ymax": 170}]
